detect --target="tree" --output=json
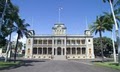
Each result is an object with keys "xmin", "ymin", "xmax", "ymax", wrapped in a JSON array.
[
  {"xmin": 103, "ymin": 0, "xmax": 120, "ymax": 64},
  {"xmin": 90, "ymin": 16, "xmax": 113, "ymax": 62},
  {"xmin": 103, "ymin": 8, "xmax": 120, "ymax": 62},
  {"xmin": 0, "ymin": 0, "xmax": 20, "ymax": 62},
  {"xmin": 0, "ymin": 0, "xmax": 8, "ymax": 36},
  {"xmin": 14, "ymin": 19, "xmax": 30, "ymax": 62},
  {"xmin": 94, "ymin": 37, "xmax": 116, "ymax": 57}
]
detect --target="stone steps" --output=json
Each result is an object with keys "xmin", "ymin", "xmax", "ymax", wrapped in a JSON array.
[{"xmin": 53, "ymin": 55, "xmax": 66, "ymax": 60}]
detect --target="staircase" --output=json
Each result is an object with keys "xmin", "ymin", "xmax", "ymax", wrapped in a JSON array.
[{"xmin": 53, "ymin": 55, "xmax": 66, "ymax": 60}]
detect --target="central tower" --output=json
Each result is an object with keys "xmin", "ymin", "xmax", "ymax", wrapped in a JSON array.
[{"xmin": 52, "ymin": 24, "xmax": 66, "ymax": 35}]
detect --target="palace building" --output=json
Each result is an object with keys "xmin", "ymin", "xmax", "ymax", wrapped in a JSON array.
[{"xmin": 25, "ymin": 23, "xmax": 95, "ymax": 60}]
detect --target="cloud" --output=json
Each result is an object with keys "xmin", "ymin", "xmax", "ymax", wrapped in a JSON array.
[{"xmin": 11, "ymin": 33, "xmax": 26, "ymax": 44}]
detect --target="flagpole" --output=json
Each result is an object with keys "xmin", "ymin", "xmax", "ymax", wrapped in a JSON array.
[
  {"xmin": 85, "ymin": 16, "xmax": 88, "ymax": 30},
  {"xmin": 58, "ymin": 7, "xmax": 63, "ymax": 23},
  {"xmin": 58, "ymin": 8, "xmax": 60, "ymax": 23}
]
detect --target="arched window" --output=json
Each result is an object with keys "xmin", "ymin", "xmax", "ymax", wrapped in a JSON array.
[
  {"xmin": 38, "ymin": 48, "xmax": 42, "ymax": 54},
  {"xmin": 33, "ymin": 40, "xmax": 37, "ymax": 44},
  {"xmin": 27, "ymin": 48, "xmax": 30, "ymax": 54},
  {"xmin": 48, "ymin": 47, "xmax": 52, "ymax": 54},
  {"xmin": 28, "ymin": 39, "xmax": 31, "ymax": 44},
  {"xmin": 38, "ymin": 40, "xmax": 42, "ymax": 44},
  {"xmin": 77, "ymin": 47, "xmax": 81, "ymax": 54},
  {"xmin": 81, "ymin": 40, "xmax": 85, "ymax": 44},
  {"xmin": 43, "ymin": 47, "xmax": 47, "ymax": 54},
  {"xmin": 66, "ymin": 48, "xmax": 70, "ymax": 54},
  {"xmin": 33, "ymin": 48, "xmax": 37, "ymax": 54},
  {"xmin": 82, "ymin": 47, "xmax": 86, "ymax": 54},
  {"xmin": 72, "ymin": 47, "xmax": 75, "ymax": 54},
  {"xmin": 89, "ymin": 48, "xmax": 91, "ymax": 54}
]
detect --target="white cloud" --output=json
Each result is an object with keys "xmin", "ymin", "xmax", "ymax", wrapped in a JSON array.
[
  {"xmin": 19, "ymin": 36, "xmax": 26, "ymax": 44},
  {"xmin": 11, "ymin": 33, "xmax": 26, "ymax": 44}
]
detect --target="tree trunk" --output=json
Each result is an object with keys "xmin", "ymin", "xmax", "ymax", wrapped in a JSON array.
[
  {"xmin": 14, "ymin": 33, "xmax": 19, "ymax": 63},
  {"xmin": 111, "ymin": 32, "xmax": 117, "ymax": 63},
  {"xmin": 5, "ymin": 33, "xmax": 11, "ymax": 62},
  {"xmin": 109, "ymin": 0, "xmax": 120, "ymax": 64},
  {"xmin": 99, "ymin": 31, "xmax": 104, "ymax": 62}
]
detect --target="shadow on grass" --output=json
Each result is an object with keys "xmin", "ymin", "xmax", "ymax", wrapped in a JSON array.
[
  {"xmin": 91, "ymin": 59, "xmax": 114, "ymax": 63},
  {"xmin": 0, "ymin": 59, "xmax": 47, "ymax": 71}
]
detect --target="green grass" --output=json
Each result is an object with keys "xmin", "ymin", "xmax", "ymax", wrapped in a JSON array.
[
  {"xmin": 0, "ymin": 61, "xmax": 20, "ymax": 68},
  {"xmin": 95, "ymin": 62, "xmax": 120, "ymax": 70}
]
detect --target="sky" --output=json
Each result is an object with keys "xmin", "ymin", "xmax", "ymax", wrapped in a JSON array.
[{"xmin": 10, "ymin": 0, "xmax": 118, "ymax": 43}]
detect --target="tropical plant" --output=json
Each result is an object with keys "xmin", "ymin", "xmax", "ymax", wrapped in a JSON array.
[
  {"xmin": 14, "ymin": 19, "xmax": 30, "ymax": 62},
  {"xmin": 93, "ymin": 37, "xmax": 117, "ymax": 57},
  {"xmin": 103, "ymin": 8, "xmax": 120, "ymax": 62},
  {"xmin": 0, "ymin": 0, "xmax": 20, "ymax": 62},
  {"xmin": 103, "ymin": 0, "xmax": 120, "ymax": 64},
  {"xmin": 90, "ymin": 15, "xmax": 113, "ymax": 62}
]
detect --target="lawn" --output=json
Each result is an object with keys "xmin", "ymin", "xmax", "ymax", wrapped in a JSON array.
[
  {"xmin": 0, "ymin": 61, "xmax": 20, "ymax": 69},
  {"xmin": 95, "ymin": 62, "xmax": 120, "ymax": 70}
]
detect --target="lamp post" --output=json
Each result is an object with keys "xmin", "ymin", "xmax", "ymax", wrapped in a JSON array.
[{"xmin": 0, "ymin": 0, "xmax": 8, "ymax": 36}]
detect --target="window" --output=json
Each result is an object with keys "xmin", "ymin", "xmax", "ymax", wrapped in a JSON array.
[
  {"xmin": 43, "ymin": 47, "xmax": 47, "ymax": 54},
  {"xmin": 81, "ymin": 40, "xmax": 85, "ymax": 44},
  {"xmin": 54, "ymin": 40, "xmax": 56, "ymax": 44},
  {"xmin": 72, "ymin": 40, "xmax": 75, "ymax": 44},
  {"xmin": 66, "ymin": 48, "xmax": 70, "ymax": 54},
  {"xmin": 43, "ymin": 40, "xmax": 47, "ymax": 44},
  {"xmin": 77, "ymin": 40, "xmax": 80, "ymax": 44},
  {"xmin": 77, "ymin": 48, "xmax": 81, "ymax": 54},
  {"xmin": 27, "ymin": 49, "xmax": 30, "ymax": 54},
  {"xmin": 88, "ymin": 39, "xmax": 90, "ymax": 42},
  {"xmin": 38, "ymin": 48, "xmax": 42, "ymax": 54},
  {"xmin": 57, "ymin": 40, "xmax": 61, "ymax": 44},
  {"xmin": 28, "ymin": 39, "xmax": 31, "ymax": 44},
  {"xmin": 33, "ymin": 48, "xmax": 37, "ymax": 54},
  {"xmin": 48, "ymin": 40, "xmax": 52, "ymax": 44},
  {"xmin": 33, "ymin": 40, "xmax": 37, "ymax": 44},
  {"xmin": 38, "ymin": 40, "xmax": 42, "ymax": 44},
  {"xmin": 72, "ymin": 47, "xmax": 76, "ymax": 54},
  {"xmin": 67, "ymin": 40, "xmax": 70, "ymax": 44},
  {"xmin": 89, "ymin": 48, "xmax": 91, "ymax": 54},
  {"xmin": 82, "ymin": 47, "xmax": 86, "ymax": 54},
  {"xmin": 48, "ymin": 48, "xmax": 52, "ymax": 54}
]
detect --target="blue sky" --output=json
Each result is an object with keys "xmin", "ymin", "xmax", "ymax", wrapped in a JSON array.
[{"xmin": 11, "ymin": 0, "xmax": 117, "ymax": 42}]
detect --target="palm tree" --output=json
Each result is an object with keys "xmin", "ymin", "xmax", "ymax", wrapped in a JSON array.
[
  {"xmin": 103, "ymin": 0, "xmax": 120, "ymax": 64},
  {"xmin": 0, "ymin": 0, "xmax": 8, "ymax": 36},
  {"xmin": 90, "ymin": 16, "xmax": 113, "ymax": 62},
  {"xmin": 14, "ymin": 19, "xmax": 30, "ymax": 62},
  {"xmin": 2, "ymin": 1, "xmax": 19, "ymax": 62},
  {"xmin": 103, "ymin": 9, "xmax": 120, "ymax": 62}
]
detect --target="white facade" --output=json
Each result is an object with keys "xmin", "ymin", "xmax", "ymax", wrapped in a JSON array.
[{"xmin": 25, "ymin": 24, "xmax": 94, "ymax": 60}]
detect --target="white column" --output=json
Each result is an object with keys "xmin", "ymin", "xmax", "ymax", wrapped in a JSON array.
[
  {"xmin": 81, "ymin": 48, "xmax": 82, "ymax": 55},
  {"xmin": 56, "ymin": 39, "xmax": 57, "ymax": 45},
  {"xmin": 56, "ymin": 48, "xmax": 57, "ymax": 55},
  {"xmin": 47, "ymin": 47, "xmax": 48, "ymax": 55},
  {"xmin": 52, "ymin": 38, "xmax": 54, "ymax": 55},
  {"xmin": 47, "ymin": 39, "xmax": 48, "ymax": 45},
  {"xmin": 65, "ymin": 39, "xmax": 66, "ymax": 55},
  {"xmin": 61, "ymin": 48, "xmax": 63, "ymax": 55},
  {"xmin": 70, "ymin": 48, "xmax": 72, "ymax": 55},
  {"xmin": 42, "ymin": 39, "xmax": 43, "ymax": 45},
  {"xmin": 61, "ymin": 39, "xmax": 62, "ymax": 45},
  {"xmin": 75, "ymin": 39, "xmax": 77, "ymax": 45},
  {"xmin": 42, "ymin": 47, "xmax": 43, "ymax": 55},
  {"xmin": 70, "ymin": 39, "xmax": 72, "ymax": 45},
  {"xmin": 76, "ymin": 48, "xmax": 77, "ymax": 55},
  {"xmin": 37, "ymin": 47, "xmax": 38, "ymax": 55}
]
